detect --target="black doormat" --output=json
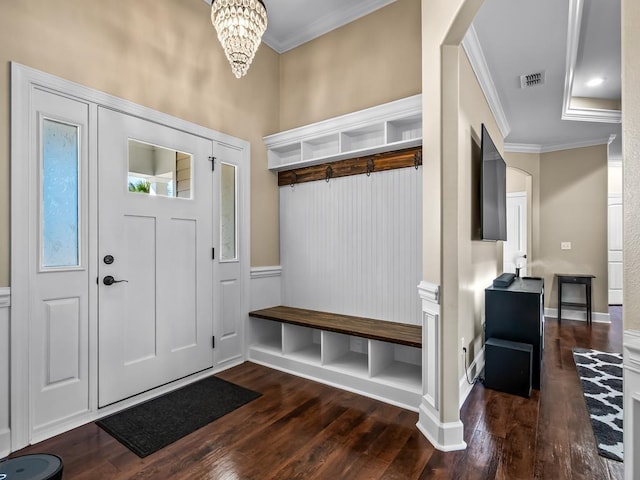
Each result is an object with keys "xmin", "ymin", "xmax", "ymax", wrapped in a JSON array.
[
  {"xmin": 572, "ymin": 348, "xmax": 623, "ymax": 462},
  {"xmin": 96, "ymin": 376, "xmax": 261, "ymax": 458}
]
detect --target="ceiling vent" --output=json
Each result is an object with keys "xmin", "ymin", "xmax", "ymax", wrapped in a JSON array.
[{"xmin": 520, "ymin": 71, "xmax": 545, "ymax": 88}]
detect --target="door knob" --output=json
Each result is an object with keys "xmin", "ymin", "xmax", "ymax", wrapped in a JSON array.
[{"xmin": 103, "ymin": 275, "xmax": 129, "ymax": 286}]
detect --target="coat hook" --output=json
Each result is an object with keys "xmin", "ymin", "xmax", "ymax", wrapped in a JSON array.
[
  {"xmin": 290, "ymin": 171, "xmax": 297, "ymax": 187},
  {"xmin": 414, "ymin": 150, "xmax": 422, "ymax": 170},
  {"xmin": 366, "ymin": 158, "xmax": 374, "ymax": 177},
  {"xmin": 325, "ymin": 165, "xmax": 333, "ymax": 182}
]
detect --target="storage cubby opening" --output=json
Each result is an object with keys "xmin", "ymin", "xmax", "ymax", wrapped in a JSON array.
[
  {"xmin": 282, "ymin": 324, "xmax": 321, "ymax": 363},
  {"xmin": 301, "ymin": 134, "xmax": 340, "ymax": 161},
  {"xmin": 269, "ymin": 143, "xmax": 302, "ymax": 166},
  {"xmin": 369, "ymin": 342, "xmax": 421, "ymax": 390},
  {"xmin": 322, "ymin": 331, "xmax": 368, "ymax": 376},
  {"xmin": 387, "ymin": 116, "xmax": 422, "ymax": 143},
  {"xmin": 340, "ymin": 123, "xmax": 385, "ymax": 152},
  {"xmin": 249, "ymin": 318, "xmax": 282, "ymax": 354}
]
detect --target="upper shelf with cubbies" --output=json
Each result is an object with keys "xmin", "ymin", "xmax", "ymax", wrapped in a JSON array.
[{"xmin": 264, "ymin": 94, "xmax": 422, "ymax": 172}]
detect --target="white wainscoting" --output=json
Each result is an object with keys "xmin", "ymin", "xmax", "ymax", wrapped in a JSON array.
[
  {"xmin": 250, "ymin": 266, "xmax": 282, "ymax": 311},
  {"xmin": 0, "ymin": 287, "xmax": 11, "ymax": 458},
  {"xmin": 624, "ymin": 330, "xmax": 640, "ymax": 480},
  {"xmin": 280, "ymin": 167, "xmax": 422, "ymax": 325}
]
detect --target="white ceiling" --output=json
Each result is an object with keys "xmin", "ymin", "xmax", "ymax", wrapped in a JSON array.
[
  {"xmin": 470, "ymin": 0, "xmax": 621, "ymax": 158},
  {"xmin": 204, "ymin": 0, "xmax": 622, "ymax": 158}
]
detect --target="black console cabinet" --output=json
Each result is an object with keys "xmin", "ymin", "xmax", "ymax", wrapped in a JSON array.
[{"xmin": 485, "ymin": 278, "xmax": 544, "ymax": 389}]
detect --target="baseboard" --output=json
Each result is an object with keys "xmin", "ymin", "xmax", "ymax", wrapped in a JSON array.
[
  {"xmin": 416, "ymin": 402, "xmax": 467, "ymax": 452},
  {"xmin": 459, "ymin": 347, "xmax": 485, "ymax": 408},
  {"xmin": 544, "ymin": 308, "xmax": 610, "ymax": 323}
]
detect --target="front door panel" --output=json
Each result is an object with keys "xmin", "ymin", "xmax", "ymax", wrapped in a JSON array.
[{"xmin": 98, "ymin": 107, "xmax": 215, "ymax": 407}]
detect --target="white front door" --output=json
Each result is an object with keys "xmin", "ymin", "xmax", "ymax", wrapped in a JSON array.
[
  {"xmin": 608, "ymin": 194, "xmax": 623, "ymax": 305},
  {"xmin": 504, "ymin": 192, "xmax": 528, "ymax": 275},
  {"xmin": 97, "ymin": 108, "xmax": 215, "ymax": 407}
]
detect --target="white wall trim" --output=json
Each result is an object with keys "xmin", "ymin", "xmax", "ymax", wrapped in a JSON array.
[
  {"xmin": 544, "ymin": 308, "xmax": 610, "ymax": 323},
  {"xmin": 623, "ymin": 330, "xmax": 640, "ymax": 480},
  {"xmin": 249, "ymin": 266, "xmax": 282, "ymax": 312},
  {"xmin": 416, "ymin": 404, "xmax": 466, "ymax": 452},
  {"xmin": 250, "ymin": 266, "xmax": 283, "ymax": 279},
  {"xmin": 459, "ymin": 347, "xmax": 485, "ymax": 408},
  {"xmin": 0, "ymin": 288, "xmax": 10, "ymax": 308},
  {"xmin": 202, "ymin": 0, "xmax": 397, "ymax": 54},
  {"xmin": 417, "ymin": 280, "xmax": 440, "ymax": 305},
  {"xmin": 416, "ymin": 280, "xmax": 466, "ymax": 451},
  {"xmin": 562, "ymin": 0, "xmax": 621, "ymax": 124},
  {"xmin": 504, "ymin": 136, "xmax": 614, "ymax": 154},
  {"xmin": 461, "ymin": 25, "xmax": 510, "ymax": 139}
]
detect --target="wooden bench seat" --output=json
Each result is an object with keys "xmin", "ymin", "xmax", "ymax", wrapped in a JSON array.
[{"xmin": 248, "ymin": 306, "xmax": 422, "ymax": 348}]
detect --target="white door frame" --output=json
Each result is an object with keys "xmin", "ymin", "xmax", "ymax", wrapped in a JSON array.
[
  {"xmin": 504, "ymin": 191, "xmax": 528, "ymax": 275},
  {"xmin": 10, "ymin": 63, "xmax": 250, "ymax": 450}
]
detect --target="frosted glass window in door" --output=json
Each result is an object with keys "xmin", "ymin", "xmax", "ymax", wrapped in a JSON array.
[
  {"xmin": 41, "ymin": 118, "xmax": 80, "ymax": 268},
  {"xmin": 220, "ymin": 163, "xmax": 237, "ymax": 261},
  {"xmin": 127, "ymin": 139, "xmax": 192, "ymax": 198}
]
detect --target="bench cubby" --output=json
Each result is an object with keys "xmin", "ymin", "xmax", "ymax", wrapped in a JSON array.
[{"xmin": 248, "ymin": 306, "xmax": 422, "ymax": 411}]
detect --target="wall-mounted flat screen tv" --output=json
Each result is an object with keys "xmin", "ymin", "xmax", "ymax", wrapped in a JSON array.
[{"xmin": 480, "ymin": 124, "xmax": 507, "ymax": 241}]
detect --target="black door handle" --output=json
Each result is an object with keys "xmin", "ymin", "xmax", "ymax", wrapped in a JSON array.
[{"xmin": 103, "ymin": 275, "xmax": 129, "ymax": 286}]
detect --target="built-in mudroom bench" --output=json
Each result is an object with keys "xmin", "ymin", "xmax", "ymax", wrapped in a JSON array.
[
  {"xmin": 248, "ymin": 306, "xmax": 422, "ymax": 411},
  {"xmin": 255, "ymin": 94, "xmax": 424, "ymax": 411}
]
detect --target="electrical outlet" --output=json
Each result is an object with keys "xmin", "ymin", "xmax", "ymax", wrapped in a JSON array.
[{"xmin": 561, "ymin": 241, "xmax": 572, "ymax": 250}]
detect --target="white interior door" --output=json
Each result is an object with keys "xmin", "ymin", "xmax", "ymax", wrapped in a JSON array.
[
  {"xmin": 504, "ymin": 192, "xmax": 528, "ymax": 275},
  {"xmin": 98, "ymin": 107, "xmax": 215, "ymax": 407},
  {"xmin": 608, "ymin": 194, "xmax": 623, "ymax": 305}
]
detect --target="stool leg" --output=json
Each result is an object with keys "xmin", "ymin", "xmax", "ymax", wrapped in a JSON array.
[{"xmin": 558, "ymin": 281, "xmax": 562, "ymax": 324}]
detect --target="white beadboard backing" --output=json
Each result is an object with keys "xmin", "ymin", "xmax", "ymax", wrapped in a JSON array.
[{"xmin": 280, "ymin": 167, "xmax": 422, "ymax": 325}]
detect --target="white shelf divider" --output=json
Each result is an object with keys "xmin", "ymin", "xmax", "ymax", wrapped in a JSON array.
[{"xmin": 264, "ymin": 94, "xmax": 422, "ymax": 171}]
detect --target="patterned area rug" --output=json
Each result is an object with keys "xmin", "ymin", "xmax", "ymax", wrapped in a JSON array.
[{"xmin": 572, "ymin": 348, "xmax": 623, "ymax": 462}]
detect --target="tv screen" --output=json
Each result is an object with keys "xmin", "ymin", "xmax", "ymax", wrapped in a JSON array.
[{"xmin": 480, "ymin": 124, "xmax": 507, "ymax": 241}]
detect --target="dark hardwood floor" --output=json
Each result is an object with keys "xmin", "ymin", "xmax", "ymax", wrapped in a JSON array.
[{"xmin": 10, "ymin": 308, "xmax": 624, "ymax": 479}]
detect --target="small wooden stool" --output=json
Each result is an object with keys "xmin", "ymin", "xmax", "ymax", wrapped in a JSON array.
[{"xmin": 0, "ymin": 454, "xmax": 63, "ymax": 480}]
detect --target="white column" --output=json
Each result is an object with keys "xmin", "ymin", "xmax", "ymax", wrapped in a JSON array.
[
  {"xmin": 0, "ymin": 287, "xmax": 11, "ymax": 457},
  {"xmin": 624, "ymin": 330, "xmax": 640, "ymax": 480},
  {"xmin": 416, "ymin": 281, "xmax": 466, "ymax": 451}
]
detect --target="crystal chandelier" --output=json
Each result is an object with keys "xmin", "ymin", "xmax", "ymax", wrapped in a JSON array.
[{"xmin": 211, "ymin": 0, "xmax": 268, "ymax": 79}]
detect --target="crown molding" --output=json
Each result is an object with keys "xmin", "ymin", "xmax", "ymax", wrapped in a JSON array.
[
  {"xmin": 204, "ymin": 0, "xmax": 397, "ymax": 53},
  {"xmin": 503, "ymin": 143, "xmax": 542, "ymax": 154},
  {"xmin": 462, "ymin": 26, "xmax": 511, "ymax": 139},
  {"xmin": 562, "ymin": 0, "xmax": 621, "ymax": 124},
  {"xmin": 505, "ymin": 136, "xmax": 613, "ymax": 154}
]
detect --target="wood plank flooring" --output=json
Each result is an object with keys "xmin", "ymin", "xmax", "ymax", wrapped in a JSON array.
[{"xmin": 9, "ymin": 308, "xmax": 624, "ymax": 479}]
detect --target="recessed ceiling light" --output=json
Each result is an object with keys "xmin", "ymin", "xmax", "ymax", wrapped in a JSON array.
[{"xmin": 586, "ymin": 77, "xmax": 605, "ymax": 87}]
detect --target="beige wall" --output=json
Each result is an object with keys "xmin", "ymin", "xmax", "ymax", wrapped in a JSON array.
[
  {"xmin": 507, "ymin": 167, "xmax": 528, "ymax": 193},
  {"xmin": 505, "ymin": 152, "xmax": 540, "ymax": 277},
  {"xmin": 0, "ymin": 0, "xmax": 281, "ymax": 285},
  {"xmin": 279, "ymin": 0, "xmax": 422, "ymax": 131},
  {"xmin": 539, "ymin": 145, "xmax": 609, "ymax": 313},
  {"xmin": 623, "ymin": 0, "xmax": 640, "ymax": 330},
  {"xmin": 421, "ymin": 0, "xmax": 484, "ymax": 424},
  {"xmin": 458, "ymin": 49, "xmax": 502, "ymax": 374}
]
